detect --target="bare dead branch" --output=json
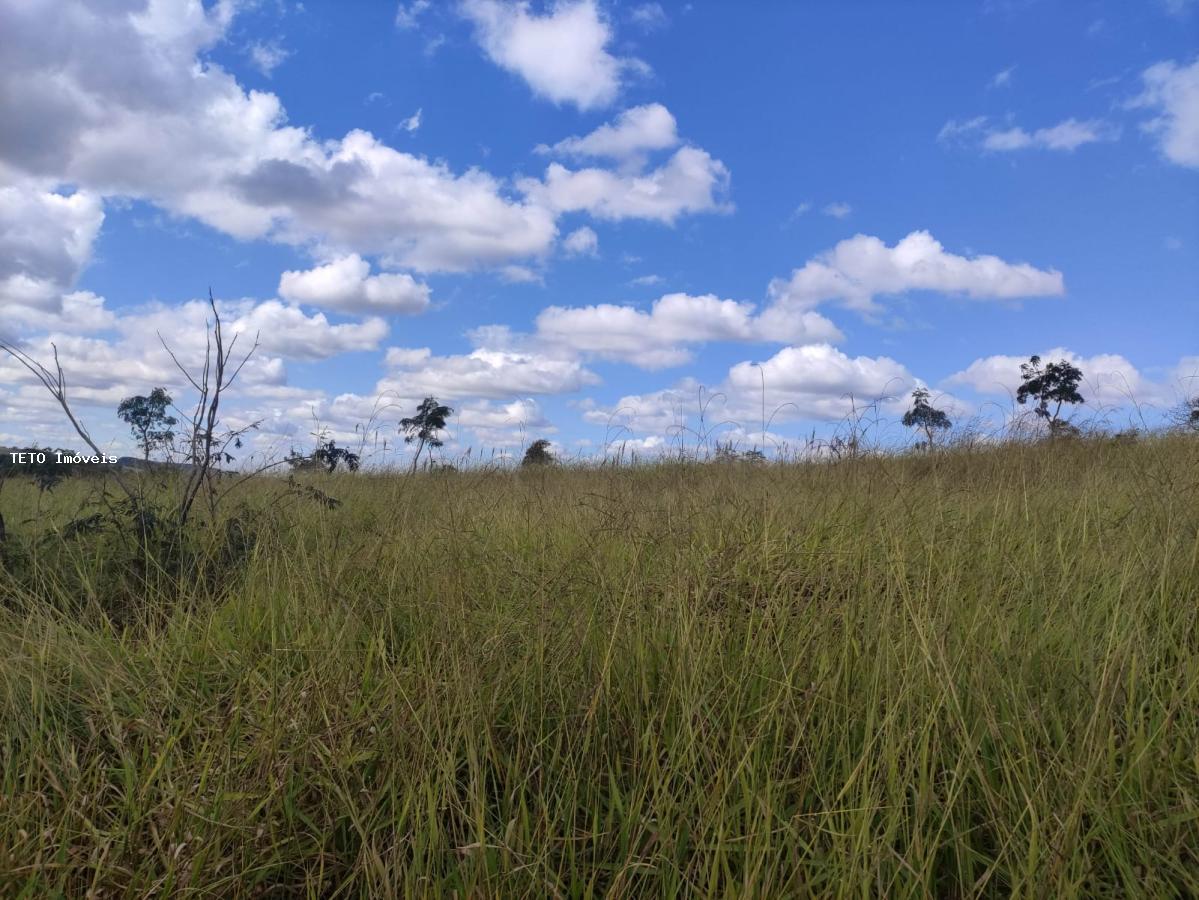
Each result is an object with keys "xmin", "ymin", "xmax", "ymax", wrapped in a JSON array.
[{"xmin": 0, "ymin": 338, "xmax": 140, "ymax": 506}]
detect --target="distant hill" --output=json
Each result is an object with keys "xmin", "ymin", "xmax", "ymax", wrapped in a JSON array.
[{"xmin": 112, "ymin": 457, "xmax": 198, "ymax": 473}]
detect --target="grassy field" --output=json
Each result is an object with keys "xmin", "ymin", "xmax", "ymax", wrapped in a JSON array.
[{"xmin": 1, "ymin": 435, "xmax": 1197, "ymax": 897}]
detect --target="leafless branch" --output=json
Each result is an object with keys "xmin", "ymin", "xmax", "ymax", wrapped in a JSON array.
[{"xmin": 0, "ymin": 338, "xmax": 139, "ymax": 506}]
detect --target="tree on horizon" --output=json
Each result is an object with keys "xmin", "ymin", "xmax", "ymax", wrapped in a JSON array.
[
  {"xmin": 117, "ymin": 388, "xmax": 177, "ymax": 461},
  {"xmin": 522, "ymin": 439, "xmax": 555, "ymax": 467},
  {"xmin": 1017, "ymin": 356, "xmax": 1084, "ymax": 438},
  {"xmin": 902, "ymin": 387, "xmax": 952, "ymax": 450},
  {"xmin": 400, "ymin": 397, "xmax": 453, "ymax": 473}
]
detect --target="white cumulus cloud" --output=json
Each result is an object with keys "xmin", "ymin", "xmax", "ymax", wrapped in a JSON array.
[
  {"xmin": 457, "ymin": 397, "xmax": 552, "ymax": 445},
  {"xmin": 539, "ymin": 103, "xmax": 678, "ymax": 160},
  {"xmin": 768, "ymin": 230, "xmax": 1064, "ymax": 315},
  {"xmin": 534, "ymin": 293, "xmax": 842, "ymax": 369},
  {"xmin": 0, "ymin": 185, "xmax": 105, "ymax": 315},
  {"xmin": 230, "ymin": 301, "xmax": 389, "ymax": 361},
  {"xmin": 381, "ymin": 345, "xmax": 599, "ymax": 399},
  {"xmin": 1132, "ymin": 57, "xmax": 1199, "ymax": 168},
  {"xmin": 946, "ymin": 349, "xmax": 1169, "ymax": 407},
  {"xmin": 460, "ymin": 0, "xmax": 642, "ymax": 110},
  {"xmin": 0, "ymin": 0, "xmax": 557, "ymax": 273},
  {"xmin": 521, "ymin": 146, "xmax": 731, "ymax": 223},
  {"xmin": 726, "ymin": 344, "xmax": 915, "ymax": 420},
  {"xmin": 278, "ymin": 255, "xmax": 431, "ymax": 314},
  {"xmin": 585, "ymin": 343, "xmax": 918, "ymax": 442}
]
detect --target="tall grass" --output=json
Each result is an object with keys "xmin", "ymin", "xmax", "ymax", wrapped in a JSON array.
[{"xmin": 1, "ymin": 435, "xmax": 1197, "ymax": 897}]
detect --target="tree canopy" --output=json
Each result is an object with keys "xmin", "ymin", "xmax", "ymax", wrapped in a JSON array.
[
  {"xmin": 1016, "ymin": 356, "xmax": 1084, "ymax": 435},
  {"xmin": 117, "ymin": 388, "xmax": 177, "ymax": 461},
  {"xmin": 400, "ymin": 397, "xmax": 453, "ymax": 472},
  {"xmin": 902, "ymin": 388, "xmax": 952, "ymax": 449},
  {"xmin": 522, "ymin": 439, "xmax": 555, "ymax": 467}
]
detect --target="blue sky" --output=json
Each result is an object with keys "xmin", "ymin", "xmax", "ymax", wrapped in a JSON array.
[{"xmin": 1, "ymin": 0, "xmax": 1196, "ymax": 462}]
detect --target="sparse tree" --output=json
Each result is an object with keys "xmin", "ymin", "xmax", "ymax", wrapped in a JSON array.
[
  {"xmin": 1016, "ymin": 355, "xmax": 1084, "ymax": 438},
  {"xmin": 522, "ymin": 438, "xmax": 555, "ymax": 467},
  {"xmin": 3, "ymin": 289, "xmax": 262, "ymax": 531},
  {"xmin": 315, "ymin": 439, "xmax": 360, "ymax": 473},
  {"xmin": 287, "ymin": 437, "xmax": 360, "ymax": 473},
  {"xmin": 117, "ymin": 387, "xmax": 178, "ymax": 461},
  {"xmin": 902, "ymin": 387, "xmax": 952, "ymax": 450},
  {"xmin": 400, "ymin": 397, "xmax": 453, "ymax": 473}
]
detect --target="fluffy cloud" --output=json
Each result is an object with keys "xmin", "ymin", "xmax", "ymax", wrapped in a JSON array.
[
  {"xmin": 230, "ymin": 301, "xmax": 389, "ymax": 361},
  {"xmin": 1132, "ymin": 58, "xmax": 1199, "ymax": 168},
  {"xmin": 499, "ymin": 264, "xmax": 543, "ymax": 284},
  {"xmin": 521, "ymin": 146, "xmax": 731, "ymax": 223},
  {"xmin": 562, "ymin": 226, "xmax": 599, "ymax": 257},
  {"xmin": 585, "ymin": 343, "xmax": 917, "ymax": 444},
  {"xmin": 0, "ymin": 0, "xmax": 556, "ymax": 272},
  {"xmin": 726, "ymin": 344, "xmax": 914, "ymax": 420},
  {"xmin": 2, "ymin": 0, "xmax": 735, "ymax": 296},
  {"xmin": 267, "ymin": 390, "xmax": 557, "ymax": 459},
  {"xmin": 2, "ymin": 293, "xmax": 385, "ymax": 428},
  {"xmin": 457, "ymin": 398, "xmax": 552, "ymax": 445},
  {"xmin": 768, "ymin": 230, "xmax": 1064, "ymax": 314},
  {"xmin": 384, "ymin": 347, "xmax": 433, "ymax": 368},
  {"xmin": 232, "ymin": 130, "xmax": 557, "ymax": 271},
  {"xmin": 534, "ymin": 293, "xmax": 842, "ymax": 368},
  {"xmin": 602, "ymin": 434, "xmax": 668, "ymax": 456},
  {"xmin": 0, "ymin": 185, "xmax": 105, "ymax": 315},
  {"xmin": 460, "ymin": 0, "xmax": 641, "ymax": 110},
  {"xmin": 278, "ymin": 255, "xmax": 431, "ymax": 314},
  {"xmin": 2, "ymin": 325, "xmax": 283, "ymax": 423},
  {"xmin": 522, "ymin": 103, "xmax": 729, "ymax": 224},
  {"xmin": 539, "ymin": 103, "xmax": 678, "ymax": 160},
  {"xmin": 4, "ymin": 291, "xmax": 115, "ymax": 335},
  {"xmin": 0, "ymin": 335, "xmax": 180, "ymax": 413},
  {"xmin": 946, "ymin": 349, "xmax": 1170, "ymax": 407},
  {"xmin": 0, "ymin": 287, "xmax": 400, "ymax": 454},
  {"xmin": 88, "ymin": 296, "xmax": 381, "ymax": 370},
  {"xmin": 580, "ymin": 382, "xmax": 703, "ymax": 434},
  {"xmin": 381, "ymin": 345, "xmax": 599, "ymax": 399}
]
